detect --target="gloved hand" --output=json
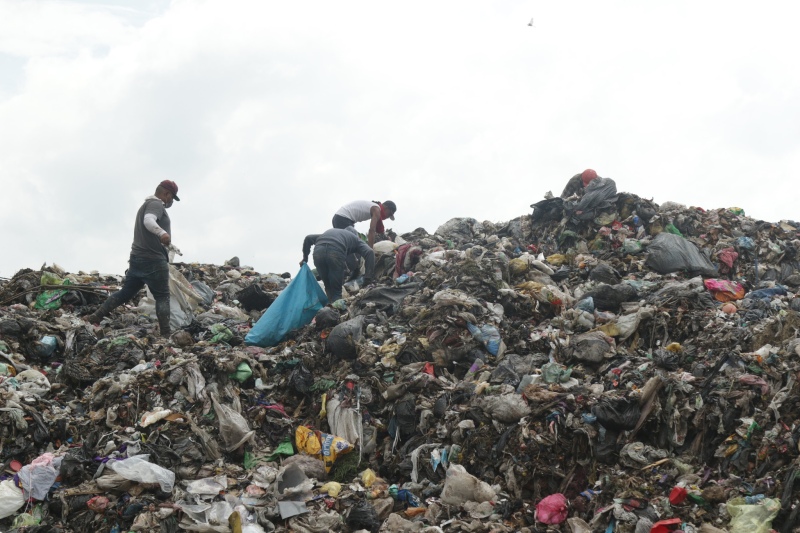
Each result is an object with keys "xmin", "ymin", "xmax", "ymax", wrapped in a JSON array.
[{"xmin": 299, "ymin": 257, "xmax": 308, "ymax": 266}]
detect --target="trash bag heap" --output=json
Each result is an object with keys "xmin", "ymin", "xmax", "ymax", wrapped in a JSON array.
[{"xmin": 3, "ymin": 189, "xmax": 800, "ymax": 532}]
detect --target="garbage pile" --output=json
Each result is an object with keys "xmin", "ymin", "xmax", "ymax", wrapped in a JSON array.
[{"xmin": 3, "ymin": 186, "xmax": 800, "ymax": 533}]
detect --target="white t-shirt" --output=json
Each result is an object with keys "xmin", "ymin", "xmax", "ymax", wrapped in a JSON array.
[{"xmin": 335, "ymin": 200, "xmax": 378, "ymax": 223}]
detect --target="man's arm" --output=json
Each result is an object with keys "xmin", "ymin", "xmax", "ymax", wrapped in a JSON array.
[
  {"xmin": 301, "ymin": 235, "xmax": 319, "ymax": 263},
  {"xmin": 356, "ymin": 241, "xmax": 376, "ymax": 282},
  {"xmin": 368, "ymin": 205, "xmax": 382, "ymax": 248},
  {"xmin": 143, "ymin": 213, "xmax": 170, "ymax": 245}
]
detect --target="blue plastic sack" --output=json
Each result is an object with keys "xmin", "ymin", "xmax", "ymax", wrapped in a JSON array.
[
  {"xmin": 466, "ymin": 322, "xmax": 502, "ymax": 356},
  {"xmin": 245, "ymin": 264, "xmax": 328, "ymax": 347}
]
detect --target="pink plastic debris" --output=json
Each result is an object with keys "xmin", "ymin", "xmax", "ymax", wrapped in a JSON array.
[{"xmin": 535, "ymin": 493, "xmax": 568, "ymax": 524}]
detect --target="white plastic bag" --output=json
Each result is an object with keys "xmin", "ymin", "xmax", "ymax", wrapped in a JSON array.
[
  {"xmin": 212, "ymin": 396, "xmax": 255, "ymax": 452},
  {"xmin": 0, "ymin": 479, "xmax": 25, "ymax": 519},
  {"xmin": 18, "ymin": 453, "xmax": 61, "ymax": 500},
  {"xmin": 135, "ymin": 265, "xmax": 203, "ymax": 329},
  {"xmin": 107, "ymin": 455, "xmax": 175, "ymax": 493},
  {"xmin": 440, "ymin": 464, "xmax": 496, "ymax": 506}
]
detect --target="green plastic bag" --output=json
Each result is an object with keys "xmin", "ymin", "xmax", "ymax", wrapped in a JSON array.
[
  {"xmin": 34, "ymin": 279, "xmax": 72, "ymax": 310},
  {"xmin": 727, "ymin": 497, "xmax": 780, "ymax": 533},
  {"xmin": 210, "ymin": 324, "xmax": 234, "ymax": 344},
  {"xmin": 266, "ymin": 439, "xmax": 295, "ymax": 462},
  {"xmin": 229, "ymin": 362, "xmax": 252, "ymax": 383},
  {"xmin": 665, "ymin": 223, "xmax": 683, "ymax": 237}
]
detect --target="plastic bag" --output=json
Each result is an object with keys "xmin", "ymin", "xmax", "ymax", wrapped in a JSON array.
[
  {"xmin": 326, "ymin": 316, "xmax": 365, "ymax": 360},
  {"xmin": 645, "ymin": 232, "xmax": 717, "ymax": 277},
  {"xmin": 581, "ymin": 283, "xmax": 637, "ymax": 312},
  {"xmin": 0, "ymin": 479, "xmax": 25, "ymax": 519},
  {"xmin": 466, "ymin": 322, "xmax": 503, "ymax": 356},
  {"xmin": 476, "ymin": 394, "xmax": 531, "ymax": 423},
  {"xmin": 704, "ymin": 279, "xmax": 746, "ymax": 302},
  {"xmin": 440, "ymin": 464, "xmax": 496, "ymax": 506},
  {"xmin": 212, "ymin": 396, "xmax": 255, "ymax": 452},
  {"xmin": 726, "ymin": 497, "xmax": 780, "ymax": 533},
  {"xmin": 191, "ymin": 280, "xmax": 215, "ymax": 306},
  {"xmin": 535, "ymin": 493, "xmax": 568, "ymax": 524},
  {"xmin": 107, "ymin": 454, "xmax": 175, "ymax": 493},
  {"xmin": 346, "ymin": 500, "xmax": 381, "ymax": 533},
  {"xmin": 35, "ymin": 279, "xmax": 72, "ymax": 310},
  {"xmin": 18, "ymin": 453, "xmax": 60, "ymax": 500},
  {"xmin": 566, "ymin": 331, "xmax": 615, "ymax": 364},
  {"xmin": 295, "ymin": 426, "xmax": 354, "ymax": 473},
  {"xmin": 13, "ymin": 368, "xmax": 52, "ymax": 397},
  {"xmin": 245, "ymin": 264, "xmax": 327, "ymax": 347},
  {"xmin": 592, "ymin": 397, "xmax": 641, "ymax": 431},
  {"xmin": 135, "ymin": 265, "xmax": 203, "ymax": 329},
  {"xmin": 570, "ymin": 177, "xmax": 618, "ymax": 218}
]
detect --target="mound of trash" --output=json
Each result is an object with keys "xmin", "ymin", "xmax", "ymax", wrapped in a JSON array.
[{"xmin": 2, "ymin": 186, "xmax": 800, "ymax": 533}]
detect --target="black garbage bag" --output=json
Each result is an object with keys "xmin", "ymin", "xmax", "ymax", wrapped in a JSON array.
[
  {"xmin": 490, "ymin": 362, "xmax": 521, "ymax": 388},
  {"xmin": 589, "ymin": 263, "xmax": 622, "ymax": 285},
  {"xmin": 314, "ymin": 307, "xmax": 340, "ymax": 330},
  {"xmin": 326, "ymin": 316, "xmax": 365, "ymax": 360},
  {"xmin": 530, "ymin": 197, "xmax": 565, "ymax": 223},
  {"xmin": 288, "ymin": 363, "xmax": 313, "ymax": 395},
  {"xmin": 582, "ymin": 283, "xmax": 637, "ymax": 312},
  {"xmin": 388, "ymin": 394, "xmax": 417, "ymax": 442},
  {"xmin": 645, "ymin": 232, "xmax": 717, "ymax": 277},
  {"xmin": 653, "ymin": 348, "xmax": 681, "ymax": 370},
  {"xmin": 653, "ymin": 348, "xmax": 680, "ymax": 370},
  {"xmin": 592, "ymin": 397, "xmax": 641, "ymax": 431},
  {"xmin": 569, "ymin": 177, "xmax": 619, "ymax": 219},
  {"xmin": 346, "ymin": 500, "xmax": 381, "ymax": 533},
  {"xmin": 59, "ymin": 452, "xmax": 90, "ymax": 485},
  {"xmin": 236, "ymin": 283, "xmax": 274, "ymax": 312},
  {"xmin": 351, "ymin": 283, "xmax": 421, "ymax": 316},
  {"xmin": 595, "ymin": 429, "xmax": 622, "ymax": 464}
]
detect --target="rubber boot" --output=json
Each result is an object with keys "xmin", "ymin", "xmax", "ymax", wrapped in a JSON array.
[
  {"xmin": 84, "ymin": 298, "xmax": 117, "ymax": 324},
  {"xmin": 155, "ymin": 297, "xmax": 171, "ymax": 338}
]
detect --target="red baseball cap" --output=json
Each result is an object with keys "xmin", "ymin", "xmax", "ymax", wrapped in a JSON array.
[
  {"xmin": 159, "ymin": 180, "xmax": 180, "ymax": 201},
  {"xmin": 580, "ymin": 169, "xmax": 598, "ymax": 187}
]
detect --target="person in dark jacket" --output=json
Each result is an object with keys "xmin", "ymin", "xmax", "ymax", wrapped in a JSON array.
[
  {"xmin": 302, "ymin": 228, "xmax": 376, "ymax": 302},
  {"xmin": 84, "ymin": 180, "xmax": 180, "ymax": 337},
  {"xmin": 561, "ymin": 169, "xmax": 599, "ymax": 199}
]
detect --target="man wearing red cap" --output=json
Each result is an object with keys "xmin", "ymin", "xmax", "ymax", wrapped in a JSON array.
[
  {"xmin": 85, "ymin": 180, "xmax": 180, "ymax": 337},
  {"xmin": 560, "ymin": 169, "xmax": 598, "ymax": 199}
]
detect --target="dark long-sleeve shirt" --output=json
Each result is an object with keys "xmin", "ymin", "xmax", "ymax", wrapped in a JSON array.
[
  {"xmin": 303, "ymin": 228, "xmax": 375, "ymax": 280},
  {"xmin": 560, "ymin": 174, "xmax": 585, "ymax": 199}
]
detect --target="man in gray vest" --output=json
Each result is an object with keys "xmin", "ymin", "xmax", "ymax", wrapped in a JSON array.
[
  {"xmin": 85, "ymin": 180, "xmax": 180, "ymax": 337},
  {"xmin": 302, "ymin": 227, "xmax": 376, "ymax": 302}
]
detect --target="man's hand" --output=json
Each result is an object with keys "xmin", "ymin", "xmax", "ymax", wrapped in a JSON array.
[
  {"xmin": 299, "ymin": 257, "xmax": 308, "ymax": 266},
  {"xmin": 160, "ymin": 232, "xmax": 171, "ymax": 245}
]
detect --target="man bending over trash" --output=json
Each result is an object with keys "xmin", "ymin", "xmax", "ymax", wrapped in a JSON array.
[
  {"xmin": 301, "ymin": 228, "xmax": 376, "ymax": 302},
  {"xmin": 332, "ymin": 200, "xmax": 396, "ymax": 248},
  {"xmin": 560, "ymin": 169, "xmax": 599, "ymax": 199}
]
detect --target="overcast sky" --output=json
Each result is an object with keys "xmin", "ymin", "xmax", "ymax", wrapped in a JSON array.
[{"xmin": 2, "ymin": 0, "xmax": 800, "ymax": 278}]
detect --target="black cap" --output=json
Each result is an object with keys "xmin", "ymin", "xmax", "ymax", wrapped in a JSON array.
[{"xmin": 383, "ymin": 200, "xmax": 397, "ymax": 220}]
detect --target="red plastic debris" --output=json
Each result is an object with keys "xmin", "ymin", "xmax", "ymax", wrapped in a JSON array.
[{"xmin": 669, "ymin": 486, "xmax": 688, "ymax": 505}]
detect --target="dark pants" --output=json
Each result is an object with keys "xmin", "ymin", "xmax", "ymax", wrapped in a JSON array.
[
  {"xmin": 331, "ymin": 215, "xmax": 360, "ymax": 279},
  {"xmin": 94, "ymin": 258, "xmax": 171, "ymax": 335},
  {"xmin": 332, "ymin": 214, "xmax": 355, "ymax": 229},
  {"xmin": 313, "ymin": 245, "xmax": 346, "ymax": 302}
]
